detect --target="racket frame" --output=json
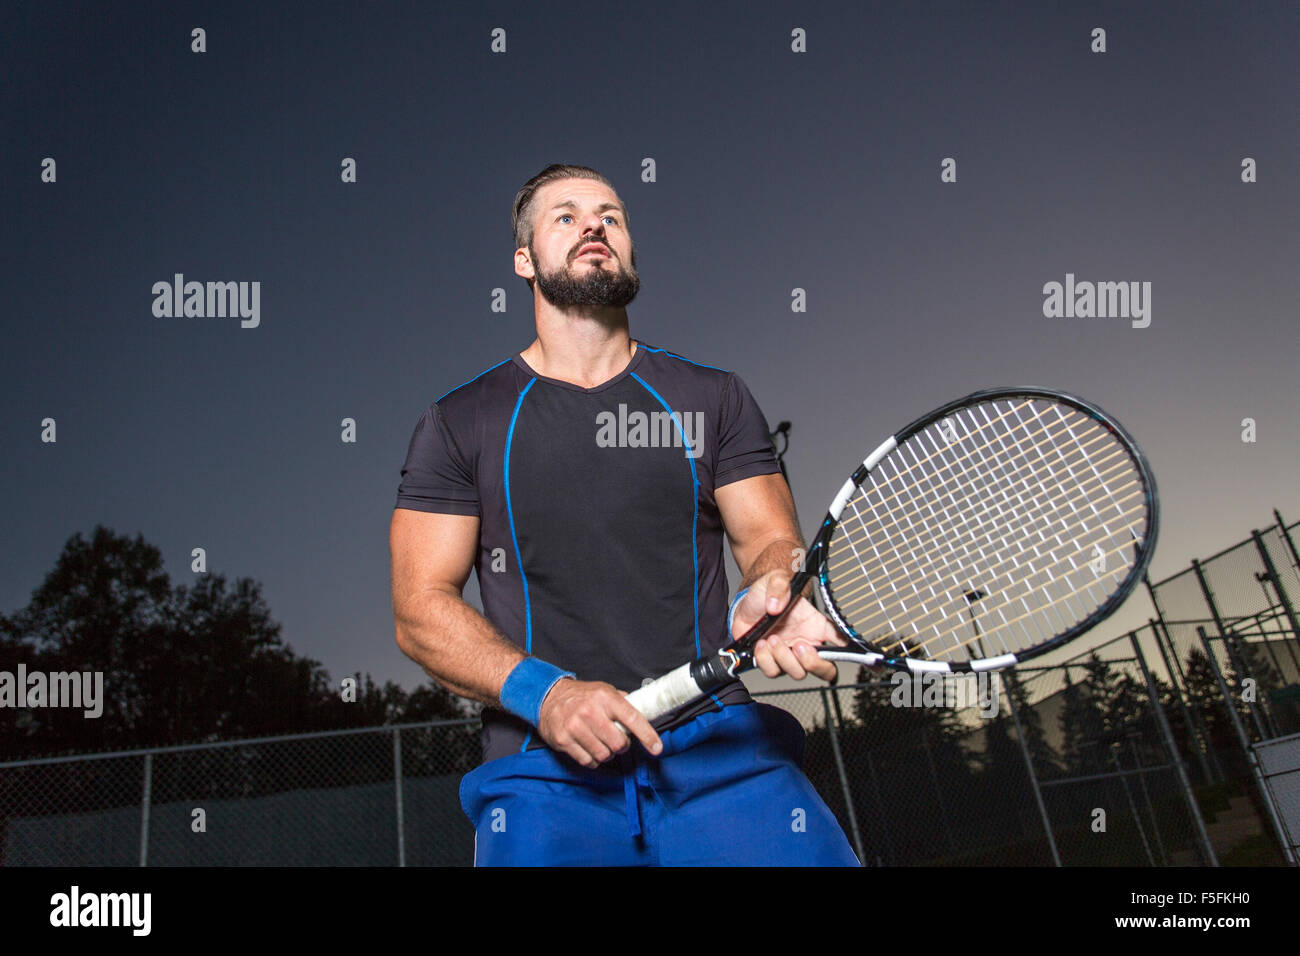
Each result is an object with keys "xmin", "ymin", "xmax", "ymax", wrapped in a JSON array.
[
  {"xmin": 813, "ymin": 385, "xmax": 1159, "ymax": 674},
  {"xmin": 623, "ymin": 386, "xmax": 1159, "ymax": 723}
]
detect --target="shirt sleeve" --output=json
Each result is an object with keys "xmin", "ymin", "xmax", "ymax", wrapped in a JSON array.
[
  {"xmin": 715, "ymin": 372, "xmax": 781, "ymax": 487},
  {"xmin": 394, "ymin": 403, "xmax": 480, "ymax": 515}
]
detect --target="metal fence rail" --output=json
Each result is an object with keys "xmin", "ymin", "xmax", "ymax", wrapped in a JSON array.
[
  {"xmin": 0, "ymin": 720, "xmax": 479, "ymax": 866},
  {"xmin": 1141, "ymin": 511, "xmax": 1300, "ymax": 865},
  {"xmin": 4, "ymin": 514, "xmax": 1297, "ymax": 867},
  {"xmin": 0, "ymin": 634, "xmax": 1216, "ymax": 867},
  {"xmin": 803, "ymin": 630, "xmax": 1215, "ymax": 866}
]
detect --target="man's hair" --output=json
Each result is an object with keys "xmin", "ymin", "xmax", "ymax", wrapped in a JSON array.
[{"xmin": 511, "ymin": 164, "xmax": 627, "ymax": 254}]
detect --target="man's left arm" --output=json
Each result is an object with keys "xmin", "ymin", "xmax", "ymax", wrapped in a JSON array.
[{"xmin": 715, "ymin": 472, "xmax": 845, "ymax": 682}]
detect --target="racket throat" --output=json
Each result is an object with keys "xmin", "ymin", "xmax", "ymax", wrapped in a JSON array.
[{"xmin": 692, "ymin": 652, "xmax": 741, "ymax": 691}]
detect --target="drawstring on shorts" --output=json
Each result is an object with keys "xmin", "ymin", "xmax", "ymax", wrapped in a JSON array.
[{"xmin": 618, "ymin": 749, "xmax": 657, "ymax": 838}]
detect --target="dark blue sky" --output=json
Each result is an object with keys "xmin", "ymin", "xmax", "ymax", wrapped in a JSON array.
[{"xmin": 4, "ymin": 1, "xmax": 1298, "ymax": 693}]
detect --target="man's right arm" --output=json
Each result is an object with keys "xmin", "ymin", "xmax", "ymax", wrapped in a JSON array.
[
  {"xmin": 388, "ymin": 507, "xmax": 661, "ymax": 765},
  {"xmin": 389, "ymin": 508, "xmax": 526, "ymax": 704}
]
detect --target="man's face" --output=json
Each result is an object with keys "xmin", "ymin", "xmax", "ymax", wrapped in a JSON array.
[{"xmin": 524, "ymin": 179, "xmax": 640, "ymax": 309}]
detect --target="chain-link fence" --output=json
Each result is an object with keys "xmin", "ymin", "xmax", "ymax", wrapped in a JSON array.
[
  {"xmin": 0, "ymin": 634, "xmax": 1218, "ymax": 867},
  {"xmin": 0, "ymin": 720, "xmax": 479, "ymax": 866},
  {"xmin": 1146, "ymin": 513, "xmax": 1300, "ymax": 738},
  {"xmin": 798, "ymin": 629, "xmax": 1216, "ymax": 866},
  {"xmin": 4, "ymin": 516, "xmax": 1297, "ymax": 867},
  {"xmin": 1141, "ymin": 511, "xmax": 1300, "ymax": 864}
]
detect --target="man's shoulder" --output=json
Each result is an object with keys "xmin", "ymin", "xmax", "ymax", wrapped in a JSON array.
[
  {"xmin": 635, "ymin": 343, "xmax": 735, "ymax": 386},
  {"xmin": 432, "ymin": 355, "xmax": 521, "ymax": 418}
]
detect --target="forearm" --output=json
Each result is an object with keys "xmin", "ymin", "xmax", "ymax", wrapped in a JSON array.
[
  {"xmin": 394, "ymin": 589, "xmax": 526, "ymax": 707},
  {"xmin": 738, "ymin": 536, "xmax": 815, "ymax": 599},
  {"xmin": 720, "ymin": 472, "xmax": 814, "ymax": 601}
]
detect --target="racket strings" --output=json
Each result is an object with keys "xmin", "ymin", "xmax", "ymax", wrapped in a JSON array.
[
  {"xmin": 904, "ymin": 410, "xmax": 1094, "ymax": 657},
  {"xmin": 989, "ymin": 401, "xmax": 1129, "ymax": 644},
  {"xmin": 837, "ymin": 404, "xmax": 1131, "ymax": 575},
  {"xmin": 843, "ymin": 456, "xmax": 1133, "ymax": 656},
  {"xmin": 829, "ymin": 415, "xmax": 1138, "ymax": 608},
  {"xmin": 829, "ymin": 444, "xmax": 1137, "ymax": 590},
  {"xmin": 833, "ymin": 480, "xmax": 1145, "ymax": 645},
  {"xmin": 864, "ymin": 419, "xmax": 1143, "ymax": 658},
  {"xmin": 824, "ymin": 398, "xmax": 1149, "ymax": 662},
  {"xmin": 962, "ymin": 418, "xmax": 1135, "ymax": 650},
  {"xmin": 842, "ymin": 504, "xmax": 1140, "ymax": 660},
  {"xmin": 856, "ymin": 429, "xmax": 1144, "ymax": 658},
  {"xmin": 827, "ymin": 400, "xmax": 1114, "ymax": 547},
  {"xmin": 852, "ymin": 532, "xmax": 1143, "ymax": 661},
  {"xmin": 1044, "ymin": 401, "xmax": 1135, "ymax": 552},
  {"xmin": 894, "ymin": 403, "xmax": 1137, "ymax": 647}
]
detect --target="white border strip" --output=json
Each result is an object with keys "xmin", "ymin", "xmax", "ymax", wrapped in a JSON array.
[
  {"xmin": 863, "ymin": 435, "xmax": 898, "ymax": 471},
  {"xmin": 971, "ymin": 653, "xmax": 1018, "ymax": 671},
  {"xmin": 828, "ymin": 436, "xmax": 898, "ymax": 520}
]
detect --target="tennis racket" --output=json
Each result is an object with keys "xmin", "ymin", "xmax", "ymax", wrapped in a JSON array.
[{"xmin": 622, "ymin": 386, "xmax": 1158, "ymax": 724}]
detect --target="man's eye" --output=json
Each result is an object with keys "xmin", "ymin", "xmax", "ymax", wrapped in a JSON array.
[
  {"xmin": 558, "ymin": 214, "xmax": 573, "ymax": 223},
  {"xmin": 603, "ymin": 216, "xmax": 619, "ymax": 225}
]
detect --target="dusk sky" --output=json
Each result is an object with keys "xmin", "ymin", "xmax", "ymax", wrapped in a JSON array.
[{"xmin": 4, "ymin": 1, "xmax": 1298, "ymax": 702}]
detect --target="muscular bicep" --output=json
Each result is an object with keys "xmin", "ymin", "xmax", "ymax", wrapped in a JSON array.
[
  {"xmin": 389, "ymin": 508, "xmax": 479, "ymax": 619},
  {"xmin": 714, "ymin": 472, "xmax": 802, "ymax": 575}
]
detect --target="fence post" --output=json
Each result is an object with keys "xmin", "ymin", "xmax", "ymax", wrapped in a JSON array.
[
  {"xmin": 1143, "ymin": 571, "xmax": 1171, "ymax": 636},
  {"xmin": 1191, "ymin": 558, "xmax": 1275, "ymax": 738},
  {"xmin": 139, "ymin": 752, "xmax": 152, "ymax": 867},
  {"xmin": 1159, "ymin": 615, "xmax": 1225, "ymax": 781},
  {"xmin": 863, "ymin": 748, "xmax": 894, "ymax": 866},
  {"xmin": 1252, "ymin": 529, "xmax": 1300, "ymax": 674},
  {"xmin": 819, "ymin": 687, "xmax": 865, "ymax": 866},
  {"xmin": 1190, "ymin": 557, "xmax": 1234, "ymax": 649},
  {"xmin": 1220, "ymin": 631, "xmax": 1274, "ymax": 741},
  {"xmin": 1128, "ymin": 736, "xmax": 1168, "ymax": 865},
  {"xmin": 1109, "ymin": 746, "xmax": 1155, "ymax": 865},
  {"xmin": 393, "ymin": 728, "xmax": 406, "ymax": 868},
  {"xmin": 919, "ymin": 731, "xmax": 958, "ymax": 857},
  {"xmin": 1130, "ymin": 632, "xmax": 1217, "ymax": 866},
  {"xmin": 1148, "ymin": 570, "xmax": 1225, "ymax": 779},
  {"xmin": 1274, "ymin": 509, "xmax": 1300, "ymax": 577},
  {"xmin": 1197, "ymin": 627, "xmax": 1295, "ymax": 866},
  {"xmin": 1148, "ymin": 619, "xmax": 1215, "ymax": 783},
  {"xmin": 1003, "ymin": 684, "xmax": 1061, "ymax": 866}
]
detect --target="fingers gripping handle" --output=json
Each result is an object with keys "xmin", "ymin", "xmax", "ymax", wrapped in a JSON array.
[
  {"xmin": 542, "ymin": 589, "xmax": 786, "ymax": 741},
  {"xmin": 614, "ymin": 578, "xmax": 811, "ymax": 734}
]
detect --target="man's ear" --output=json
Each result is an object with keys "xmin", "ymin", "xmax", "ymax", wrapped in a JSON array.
[{"xmin": 514, "ymin": 247, "xmax": 534, "ymax": 282}]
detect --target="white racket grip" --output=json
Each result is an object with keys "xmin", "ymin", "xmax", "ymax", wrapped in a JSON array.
[{"xmin": 620, "ymin": 662, "xmax": 701, "ymax": 725}]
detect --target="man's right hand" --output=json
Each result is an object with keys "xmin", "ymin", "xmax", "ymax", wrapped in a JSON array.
[{"xmin": 537, "ymin": 678, "xmax": 663, "ymax": 768}]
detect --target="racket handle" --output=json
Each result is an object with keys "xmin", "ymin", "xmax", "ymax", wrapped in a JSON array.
[
  {"xmin": 620, "ymin": 662, "xmax": 702, "ymax": 724},
  {"xmin": 614, "ymin": 581, "xmax": 813, "ymax": 734},
  {"xmin": 615, "ymin": 653, "xmax": 738, "ymax": 737}
]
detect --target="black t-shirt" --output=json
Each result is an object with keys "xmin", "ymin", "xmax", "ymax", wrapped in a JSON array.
[{"xmin": 394, "ymin": 342, "xmax": 781, "ymax": 763}]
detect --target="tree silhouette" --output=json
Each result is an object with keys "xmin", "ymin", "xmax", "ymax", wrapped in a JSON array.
[
  {"xmin": 1150, "ymin": 668, "xmax": 1217, "ymax": 782},
  {"xmin": 1056, "ymin": 654, "xmax": 1146, "ymax": 776},
  {"xmin": 847, "ymin": 634, "xmax": 969, "ymax": 745},
  {"xmin": 824, "ymin": 635, "xmax": 980, "ymax": 863},
  {"xmin": 978, "ymin": 668, "xmax": 1056, "ymax": 775},
  {"xmin": 0, "ymin": 526, "xmax": 478, "ymax": 763},
  {"xmin": 1233, "ymin": 637, "xmax": 1285, "ymax": 692}
]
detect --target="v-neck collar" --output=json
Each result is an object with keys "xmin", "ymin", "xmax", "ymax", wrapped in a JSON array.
[{"xmin": 511, "ymin": 340, "xmax": 646, "ymax": 393}]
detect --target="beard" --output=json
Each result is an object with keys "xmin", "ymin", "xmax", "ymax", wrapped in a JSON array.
[{"xmin": 532, "ymin": 242, "xmax": 640, "ymax": 309}]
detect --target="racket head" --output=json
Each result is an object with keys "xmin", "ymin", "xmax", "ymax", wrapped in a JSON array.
[{"xmin": 811, "ymin": 387, "xmax": 1158, "ymax": 673}]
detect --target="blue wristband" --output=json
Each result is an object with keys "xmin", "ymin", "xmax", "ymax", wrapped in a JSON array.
[
  {"xmin": 727, "ymin": 587, "xmax": 751, "ymax": 635},
  {"xmin": 499, "ymin": 657, "xmax": 575, "ymax": 727}
]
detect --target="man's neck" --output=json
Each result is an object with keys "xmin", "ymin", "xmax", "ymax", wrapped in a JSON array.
[{"xmin": 521, "ymin": 313, "xmax": 637, "ymax": 389}]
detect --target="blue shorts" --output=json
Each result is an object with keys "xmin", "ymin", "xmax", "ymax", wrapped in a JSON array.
[{"xmin": 460, "ymin": 701, "xmax": 860, "ymax": 866}]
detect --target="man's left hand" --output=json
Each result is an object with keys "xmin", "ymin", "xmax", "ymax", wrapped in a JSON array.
[{"xmin": 731, "ymin": 569, "xmax": 846, "ymax": 682}]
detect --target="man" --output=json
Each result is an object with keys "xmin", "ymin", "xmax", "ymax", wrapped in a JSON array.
[{"xmin": 390, "ymin": 163, "xmax": 859, "ymax": 865}]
